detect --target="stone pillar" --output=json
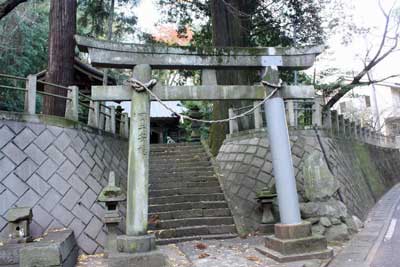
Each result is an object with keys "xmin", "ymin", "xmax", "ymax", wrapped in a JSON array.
[
  {"xmin": 105, "ymin": 108, "xmax": 111, "ymax": 132},
  {"xmin": 338, "ymin": 115, "xmax": 345, "ymax": 136},
  {"xmin": 99, "ymin": 102, "xmax": 106, "ymax": 130},
  {"xmin": 331, "ymin": 110, "xmax": 339, "ymax": 135},
  {"xmin": 286, "ymin": 100, "xmax": 296, "ymax": 127},
  {"xmin": 258, "ymin": 67, "xmax": 332, "ymax": 262},
  {"xmin": 262, "ymin": 68, "xmax": 301, "ymax": 225},
  {"xmin": 344, "ymin": 119, "xmax": 350, "ymax": 138},
  {"xmin": 228, "ymin": 108, "xmax": 239, "ymax": 134},
  {"xmin": 395, "ymin": 136, "xmax": 400, "ymax": 149},
  {"xmin": 24, "ymin": 75, "xmax": 37, "ymax": 115},
  {"xmin": 323, "ymin": 109, "xmax": 332, "ymax": 134},
  {"xmin": 110, "ymin": 106, "xmax": 116, "ymax": 134},
  {"xmin": 88, "ymin": 101, "xmax": 100, "ymax": 128},
  {"xmin": 312, "ymin": 96, "xmax": 322, "ymax": 127},
  {"xmin": 253, "ymin": 101, "xmax": 263, "ymax": 129},
  {"xmin": 65, "ymin": 86, "xmax": 79, "ymax": 121},
  {"xmin": 110, "ymin": 63, "xmax": 166, "ymax": 267},
  {"xmin": 125, "ymin": 64, "xmax": 151, "ymax": 237},
  {"xmin": 122, "ymin": 113, "xmax": 129, "ymax": 139}
]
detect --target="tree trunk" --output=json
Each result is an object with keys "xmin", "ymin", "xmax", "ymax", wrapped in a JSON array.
[
  {"xmin": 208, "ymin": 0, "xmax": 257, "ymax": 155},
  {"xmin": 43, "ymin": 0, "xmax": 76, "ymax": 116}
]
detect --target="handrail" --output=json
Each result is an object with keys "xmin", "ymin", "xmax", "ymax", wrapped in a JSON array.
[
  {"xmin": 37, "ymin": 80, "xmax": 72, "ymax": 91},
  {"xmin": 79, "ymin": 92, "xmax": 92, "ymax": 100},
  {"xmin": 0, "ymin": 85, "xmax": 27, "ymax": 91},
  {"xmin": 100, "ymin": 103, "xmax": 111, "ymax": 110},
  {"xmin": 37, "ymin": 91, "xmax": 71, "ymax": 100},
  {"xmin": 0, "ymin": 74, "xmax": 28, "ymax": 81},
  {"xmin": 80, "ymin": 102, "xmax": 94, "ymax": 110}
]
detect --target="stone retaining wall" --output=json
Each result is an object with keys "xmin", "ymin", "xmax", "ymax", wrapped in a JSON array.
[
  {"xmin": 0, "ymin": 112, "xmax": 128, "ymax": 254},
  {"xmin": 216, "ymin": 128, "xmax": 400, "ymax": 235}
]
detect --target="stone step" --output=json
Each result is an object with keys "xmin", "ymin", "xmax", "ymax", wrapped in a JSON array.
[
  {"xmin": 155, "ymin": 233, "xmax": 238, "ymax": 245},
  {"xmin": 149, "ymin": 161, "xmax": 211, "ymax": 169},
  {"xmin": 149, "ymin": 201, "xmax": 229, "ymax": 213},
  {"xmin": 150, "ymin": 157, "xmax": 210, "ymax": 163},
  {"xmin": 149, "ymin": 166, "xmax": 214, "ymax": 174},
  {"xmin": 149, "ymin": 176, "xmax": 218, "ymax": 185},
  {"xmin": 149, "ymin": 187, "xmax": 222, "ymax": 197},
  {"xmin": 149, "ymin": 193, "xmax": 226, "ymax": 205},
  {"xmin": 149, "ymin": 170, "xmax": 215, "ymax": 178},
  {"xmin": 150, "ymin": 149, "xmax": 207, "ymax": 155},
  {"xmin": 152, "ymin": 224, "xmax": 237, "ymax": 239},
  {"xmin": 148, "ymin": 216, "xmax": 235, "ymax": 230},
  {"xmin": 149, "ymin": 208, "xmax": 231, "ymax": 220},
  {"xmin": 151, "ymin": 143, "xmax": 202, "ymax": 149},
  {"xmin": 149, "ymin": 181, "xmax": 220, "ymax": 190}
]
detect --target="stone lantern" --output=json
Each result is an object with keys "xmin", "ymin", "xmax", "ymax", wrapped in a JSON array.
[
  {"xmin": 189, "ymin": 106, "xmax": 202, "ymax": 142},
  {"xmin": 98, "ymin": 171, "xmax": 126, "ymax": 255},
  {"xmin": 5, "ymin": 207, "xmax": 33, "ymax": 243},
  {"xmin": 256, "ymin": 187, "xmax": 277, "ymax": 233}
]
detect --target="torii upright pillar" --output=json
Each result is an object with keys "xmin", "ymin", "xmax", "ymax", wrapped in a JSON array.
[
  {"xmin": 256, "ymin": 67, "xmax": 332, "ymax": 262},
  {"xmin": 111, "ymin": 64, "xmax": 166, "ymax": 267}
]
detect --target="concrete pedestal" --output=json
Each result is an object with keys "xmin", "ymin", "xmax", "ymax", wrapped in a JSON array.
[
  {"xmin": 256, "ymin": 221, "xmax": 333, "ymax": 262},
  {"xmin": 107, "ymin": 234, "xmax": 167, "ymax": 267},
  {"xmin": 108, "ymin": 250, "xmax": 167, "ymax": 267}
]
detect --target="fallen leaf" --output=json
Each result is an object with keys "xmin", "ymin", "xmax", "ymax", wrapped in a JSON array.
[
  {"xmin": 198, "ymin": 253, "xmax": 210, "ymax": 259},
  {"xmin": 246, "ymin": 255, "xmax": 261, "ymax": 262},
  {"xmin": 195, "ymin": 242, "xmax": 208, "ymax": 250}
]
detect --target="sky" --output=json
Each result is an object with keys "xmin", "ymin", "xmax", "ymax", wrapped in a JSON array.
[{"xmin": 115, "ymin": 0, "xmax": 400, "ymax": 116}]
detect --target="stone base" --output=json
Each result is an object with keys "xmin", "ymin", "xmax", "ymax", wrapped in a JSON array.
[
  {"xmin": 258, "ymin": 224, "xmax": 275, "ymax": 234},
  {"xmin": 108, "ymin": 250, "xmax": 167, "ymax": 267},
  {"xmin": 258, "ymin": 221, "xmax": 333, "ymax": 262},
  {"xmin": 255, "ymin": 245, "xmax": 333, "ymax": 263},
  {"xmin": 117, "ymin": 234, "xmax": 156, "ymax": 253}
]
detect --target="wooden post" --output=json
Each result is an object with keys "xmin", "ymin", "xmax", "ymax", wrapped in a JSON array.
[
  {"xmin": 65, "ymin": 86, "xmax": 79, "ymax": 121},
  {"xmin": 228, "ymin": 108, "xmax": 238, "ymax": 134},
  {"xmin": 253, "ymin": 101, "xmax": 263, "ymax": 129},
  {"xmin": 331, "ymin": 110, "xmax": 339, "ymax": 135},
  {"xmin": 338, "ymin": 115, "xmax": 344, "ymax": 136},
  {"xmin": 25, "ymin": 75, "xmax": 37, "ymax": 115}
]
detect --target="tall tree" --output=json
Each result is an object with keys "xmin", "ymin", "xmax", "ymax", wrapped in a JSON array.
[
  {"xmin": 43, "ymin": 0, "xmax": 76, "ymax": 116},
  {"xmin": 208, "ymin": 0, "xmax": 257, "ymax": 155}
]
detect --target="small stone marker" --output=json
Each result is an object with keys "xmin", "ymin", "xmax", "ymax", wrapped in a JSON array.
[{"xmin": 5, "ymin": 207, "xmax": 32, "ymax": 243}]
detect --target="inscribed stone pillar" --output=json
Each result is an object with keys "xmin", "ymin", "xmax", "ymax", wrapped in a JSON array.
[{"xmin": 126, "ymin": 64, "xmax": 151, "ymax": 236}]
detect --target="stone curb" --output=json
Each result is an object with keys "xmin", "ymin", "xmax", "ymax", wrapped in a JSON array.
[{"xmin": 328, "ymin": 183, "xmax": 400, "ymax": 267}]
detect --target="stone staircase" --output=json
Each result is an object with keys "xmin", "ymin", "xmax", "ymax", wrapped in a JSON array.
[{"xmin": 148, "ymin": 143, "xmax": 237, "ymax": 245}]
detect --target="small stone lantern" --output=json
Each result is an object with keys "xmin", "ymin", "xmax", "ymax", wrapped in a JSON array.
[
  {"xmin": 256, "ymin": 187, "xmax": 277, "ymax": 233},
  {"xmin": 5, "ymin": 207, "xmax": 33, "ymax": 243},
  {"xmin": 189, "ymin": 106, "xmax": 202, "ymax": 142},
  {"xmin": 98, "ymin": 171, "xmax": 126, "ymax": 255}
]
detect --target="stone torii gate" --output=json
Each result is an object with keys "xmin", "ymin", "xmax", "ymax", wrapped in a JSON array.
[{"xmin": 75, "ymin": 35, "xmax": 330, "ymax": 264}]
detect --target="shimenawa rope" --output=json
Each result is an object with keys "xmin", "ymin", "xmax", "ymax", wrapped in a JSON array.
[{"xmin": 125, "ymin": 78, "xmax": 279, "ymax": 124}]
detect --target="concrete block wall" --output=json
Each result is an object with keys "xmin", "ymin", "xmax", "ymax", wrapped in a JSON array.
[
  {"xmin": 216, "ymin": 128, "xmax": 400, "ymax": 234},
  {"xmin": 0, "ymin": 113, "xmax": 128, "ymax": 254}
]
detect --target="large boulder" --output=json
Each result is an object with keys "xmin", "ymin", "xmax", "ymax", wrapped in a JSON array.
[
  {"xmin": 303, "ymin": 151, "xmax": 340, "ymax": 202},
  {"xmin": 300, "ymin": 200, "xmax": 348, "ymax": 219}
]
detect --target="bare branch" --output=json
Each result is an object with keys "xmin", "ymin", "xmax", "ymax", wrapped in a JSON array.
[{"xmin": 0, "ymin": 0, "xmax": 28, "ymax": 20}]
